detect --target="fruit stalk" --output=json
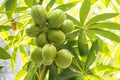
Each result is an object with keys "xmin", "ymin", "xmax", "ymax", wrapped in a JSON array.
[{"xmin": 38, "ymin": 65, "xmax": 46, "ymax": 80}]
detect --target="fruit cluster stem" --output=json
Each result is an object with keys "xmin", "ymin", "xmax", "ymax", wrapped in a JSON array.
[{"xmin": 38, "ymin": 65, "xmax": 46, "ymax": 80}]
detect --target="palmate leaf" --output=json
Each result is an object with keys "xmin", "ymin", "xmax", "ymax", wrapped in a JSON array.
[
  {"xmin": 88, "ymin": 28, "xmax": 120, "ymax": 42},
  {"xmin": 46, "ymin": 0, "xmax": 56, "ymax": 11},
  {"xmin": 0, "ymin": 47, "xmax": 11, "ymax": 60},
  {"xmin": 55, "ymin": 1, "xmax": 79, "ymax": 11},
  {"xmin": 5, "ymin": 0, "xmax": 17, "ymax": 19},
  {"xmin": 80, "ymin": 0, "xmax": 91, "ymax": 26},
  {"xmin": 24, "ymin": 65, "xmax": 39, "ymax": 80},
  {"xmin": 78, "ymin": 30, "xmax": 89, "ymax": 56},
  {"xmin": 24, "ymin": 0, "xmax": 37, "ymax": 7},
  {"xmin": 88, "ymin": 22, "xmax": 120, "ymax": 30},
  {"xmin": 85, "ymin": 39, "xmax": 98, "ymax": 70},
  {"xmin": 0, "ymin": 25, "xmax": 12, "ymax": 31},
  {"xmin": 86, "ymin": 13, "xmax": 119, "ymax": 26},
  {"xmin": 66, "ymin": 13, "xmax": 81, "ymax": 26}
]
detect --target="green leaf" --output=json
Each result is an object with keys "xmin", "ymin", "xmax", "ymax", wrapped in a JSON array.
[
  {"xmin": 78, "ymin": 30, "xmax": 89, "ymax": 56},
  {"xmin": 116, "ymin": 0, "xmax": 120, "ymax": 5},
  {"xmin": 85, "ymin": 39, "xmax": 98, "ymax": 70},
  {"xmin": 15, "ymin": 7, "xmax": 28, "ymax": 12},
  {"xmin": 5, "ymin": 0, "xmax": 17, "ymax": 19},
  {"xmin": 55, "ymin": 1, "xmax": 79, "ymax": 11},
  {"xmin": 59, "ymin": 70, "xmax": 82, "ymax": 80},
  {"xmin": 56, "ymin": 0, "xmax": 64, "ymax": 4},
  {"xmin": 93, "ymin": 65, "xmax": 120, "ymax": 75},
  {"xmin": 24, "ymin": 65, "xmax": 38, "ymax": 80},
  {"xmin": 24, "ymin": 0, "xmax": 34, "ymax": 7},
  {"xmin": 86, "ymin": 13, "xmax": 119, "ymax": 26},
  {"xmin": 80, "ymin": 0, "xmax": 90, "ymax": 26},
  {"xmin": 11, "ymin": 47, "xmax": 18, "ymax": 71},
  {"xmin": 19, "ymin": 45, "xmax": 29, "ymax": 64},
  {"xmin": 98, "ymin": 38, "xmax": 111, "ymax": 56},
  {"xmin": 66, "ymin": 13, "xmax": 81, "ymax": 26},
  {"xmin": 88, "ymin": 22, "xmax": 120, "ymax": 30},
  {"xmin": 0, "ymin": 66, "xmax": 4, "ymax": 70},
  {"xmin": 14, "ymin": 63, "xmax": 28, "ymax": 80},
  {"xmin": 0, "ymin": 25, "xmax": 12, "ymax": 31},
  {"xmin": 101, "ymin": 0, "xmax": 110, "ymax": 7},
  {"xmin": 88, "ymin": 28, "xmax": 120, "ymax": 43},
  {"xmin": 46, "ymin": 0, "xmax": 56, "ymax": 11},
  {"xmin": 0, "ymin": 47, "xmax": 11, "ymax": 60},
  {"xmin": 0, "ymin": 2, "xmax": 5, "ymax": 12}
]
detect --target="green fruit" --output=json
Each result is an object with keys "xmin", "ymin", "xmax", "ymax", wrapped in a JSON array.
[
  {"xmin": 35, "ymin": 32, "xmax": 47, "ymax": 47},
  {"xmin": 60, "ymin": 20, "xmax": 74, "ymax": 34},
  {"xmin": 31, "ymin": 5, "xmax": 47, "ymax": 26},
  {"xmin": 47, "ymin": 30, "xmax": 65, "ymax": 44},
  {"xmin": 55, "ymin": 49, "xmax": 72, "ymax": 69},
  {"xmin": 25, "ymin": 24, "xmax": 41, "ymax": 37},
  {"xmin": 47, "ymin": 9, "xmax": 66, "ymax": 29},
  {"xmin": 42, "ymin": 44, "xmax": 57, "ymax": 62},
  {"xmin": 42, "ymin": 59, "xmax": 53, "ymax": 65},
  {"xmin": 31, "ymin": 47, "xmax": 43, "ymax": 65}
]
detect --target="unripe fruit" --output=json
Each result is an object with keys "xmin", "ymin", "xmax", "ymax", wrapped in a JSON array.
[
  {"xmin": 25, "ymin": 24, "xmax": 41, "ymax": 37},
  {"xmin": 35, "ymin": 32, "xmax": 47, "ymax": 47},
  {"xmin": 55, "ymin": 49, "xmax": 72, "ymax": 69},
  {"xmin": 31, "ymin": 47, "xmax": 43, "ymax": 65},
  {"xmin": 47, "ymin": 30, "xmax": 65, "ymax": 44},
  {"xmin": 42, "ymin": 44, "xmax": 57, "ymax": 63},
  {"xmin": 47, "ymin": 9, "xmax": 66, "ymax": 29},
  {"xmin": 31, "ymin": 5, "xmax": 47, "ymax": 26},
  {"xmin": 42, "ymin": 59, "xmax": 53, "ymax": 65},
  {"xmin": 60, "ymin": 20, "xmax": 74, "ymax": 34}
]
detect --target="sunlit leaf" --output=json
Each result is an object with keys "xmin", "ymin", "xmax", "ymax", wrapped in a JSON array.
[
  {"xmin": 24, "ymin": 65, "xmax": 38, "ymax": 80},
  {"xmin": 85, "ymin": 39, "xmax": 98, "ymax": 70},
  {"xmin": 5, "ymin": 0, "xmax": 17, "ymax": 19},
  {"xmin": 88, "ymin": 28, "xmax": 120, "ymax": 42},
  {"xmin": 80, "ymin": 0, "xmax": 90, "ymax": 26},
  {"xmin": 88, "ymin": 22, "xmax": 120, "ymax": 30},
  {"xmin": 11, "ymin": 47, "xmax": 18, "ymax": 71},
  {"xmin": 0, "ymin": 47, "xmax": 11, "ymax": 60},
  {"xmin": 14, "ymin": 63, "xmax": 28, "ymax": 80},
  {"xmin": 55, "ymin": 1, "xmax": 79, "ymax": 11},
  {"xmin": 86, "ymin": 13, "xmax": 119, "ymax": 26},
  {"xmin": 101, "ymin": 0, "xmax": 110, "ymax": 7},
  {"xmin": 66, "ymin": 13, "xmax": 81, "ymax": 26},
  {"xmin": 46, "ymin": 0, "xmax": 56, "ymax": 11},
  {"xmin": 116, "ymin": 0, "xmax": 120, "ymax": 5},
  {"xmin": 0, "ymin": 25, "xmax": 12, "ymax": 31},
  {"xmin": 15, "ymin": 7, "xmax": 28, "ymax": 13},
  {"xmin": 24, "ymin": 0, "xmax": 35, "ymax": 7},
  {"xmin": 19, "ymin": 45, "xmax": 30, "ymax": 65}
]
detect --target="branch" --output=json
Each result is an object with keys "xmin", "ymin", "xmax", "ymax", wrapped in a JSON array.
[{"xmin": 39, "ymin": 0, "xmax": 43, "ymax": 5}]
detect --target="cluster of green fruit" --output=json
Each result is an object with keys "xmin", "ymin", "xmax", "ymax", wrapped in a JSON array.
[
  {"xmin": 31, "ymin": 44, "xmax": 72, "ymax": 69},
  {"xmin": 25, "ymin": 5, "xmax": 73, "ymax": 68}
]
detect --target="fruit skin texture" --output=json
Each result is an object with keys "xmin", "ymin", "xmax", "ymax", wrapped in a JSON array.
[
  {"xmin": 55, "ymin": 49, "xmax": 72, "ymax": 69},
  {"xmin": 42, "ymin": 59, "xmax": 53, "ymax": 65},
  {"xmin": 35, "ymin": 32, "xmax": 47, "ymax": 47},
  {"xmin": 47, "ymin": 30, "xmax": 65, "ymax": 44},
  {"xmin": 47, "ymin": 9, "xmax": 66, "ymax": 29},
  {"xmin": 42, "ymin": 44, "xmax": 57, "ymax": 64},
  {"xmin": 60, "ymin": 20, "xmax": 74, "ymax": 34},
  {"xmin": 31, "ymin": 47, "xmax": 43, "ymax": 65},
  {"xmin": 31, "ymin": 5, "xmax": 47, "ymax": 26},
  {"xmin": 25, "ymin": 24, "xmax": 41, "ymax": 37}
]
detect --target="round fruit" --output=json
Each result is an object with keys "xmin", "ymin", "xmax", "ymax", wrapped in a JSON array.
[
  {"xmin": 55, "ymin": 49, "xmax": 72, "ymax": 69},
  {"xmin": 47, "ymin": 30, "xmax": 65, "ymax": 44},
  {"xmin": 42, "ymin": 59, "xmax": 53, "ymax": 65},
  {"xmin": 47, "ymin": 9, "xmax": 66, "ymax": 29},
  {"xmin": 35, "ymin": 32, "xmax": 47, "ymax": 47},
  {"xmin": 31, "ymin": 5, "xmax": 47, "ymax": 26},
  {"xmin": 25, "ymin": 24, "xmax": 41, "ymax": 37},
  {"xmin": 42, "ymin": 44, "xmax": 57, "ymax": 62},
  {"xmin": 60, "ymin": 20, "xmax": 74, "ymax": 34},
  {"xmin": 31, "ymin": 47, "xmax": 43, "ymax": 65}
]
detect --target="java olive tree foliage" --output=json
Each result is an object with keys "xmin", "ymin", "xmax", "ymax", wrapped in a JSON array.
[{"xmin": 0, "ymin": 0, "xmax": 120, "ymax": 80}]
